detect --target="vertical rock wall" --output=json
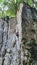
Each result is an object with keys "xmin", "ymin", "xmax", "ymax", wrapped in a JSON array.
[
  {"xmin": 0, "ymin": 3, "xmax": 37, "ymax": 65},
  {"xmin": 16, "ymin": 3, "xmax": 23, "ymax": 65},
  {"xmin": 0, "ymin": 19, "xmax": 4, "ymax": 50},
  {"xmin": 22, "ymin": 3, "xmax": 37, "ymax": 65}
]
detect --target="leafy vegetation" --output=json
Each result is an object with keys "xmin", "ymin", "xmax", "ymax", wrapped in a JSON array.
[{"xmin": 0, "ymin": 0, "xmax": 37, "ymax": 18}]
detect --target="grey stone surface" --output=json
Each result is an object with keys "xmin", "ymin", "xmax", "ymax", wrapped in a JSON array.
[
  {"xmin": 0, "ymin": 57, "xmax": 3, "ymax": 65},
  {"xmin": 0, "ymin": 3, "xmax": 37, "ymax": 65}
]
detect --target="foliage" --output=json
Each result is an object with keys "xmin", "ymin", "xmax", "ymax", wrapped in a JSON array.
[{"xmin": 0, "ymin": 0, "xmax": 37, "ymax": 18}]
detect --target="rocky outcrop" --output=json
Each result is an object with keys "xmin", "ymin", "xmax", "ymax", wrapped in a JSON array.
[
  {"xmin": 0, "ymin": 2, "xmax": 37, "ymax": 65},
  {"xmin": 9, "ymin": 17, "xmax": 17, "ymax": 32},
  {"xmin": 22, "ymin": 2, "xmax": 37, "ymax": 65},
  {"xmin": 22, "ymin": 3, "xmax": 37, "ymax": 41},
  {"xmin": 0, "ymin": 17, "xmax": 17, "ymax": 65}
]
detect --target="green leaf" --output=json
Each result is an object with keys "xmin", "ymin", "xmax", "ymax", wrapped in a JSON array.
[
  {"xmin": 0, "ymin": 0, "xmax": 4, "ymax": 3},
  {"xmin": 28, "ymin": 0, "xmax": 33, "ymax": 6},
  {"xmin": 0, "ymin": 0, "xmax": 37, "ymax": 18}
]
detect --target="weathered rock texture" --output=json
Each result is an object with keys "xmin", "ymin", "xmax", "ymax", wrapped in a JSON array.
[
  {"xmin": 22, "ymin": 3, "xmax": 37, "ymax": 65},
  {"xmin": 22, "ymin": 3, "xmax": 37, "ymax": 42},
  {"xmin": 10, "ymin": 17, "xmax": 17, "ymax": 32},
  {"xmin": 0, "ymin": 17, "xmax": 17, "ymax": 65},
  {"xmin": 0, "ymin": 2, "xmax": 37, "ymax": 65}
]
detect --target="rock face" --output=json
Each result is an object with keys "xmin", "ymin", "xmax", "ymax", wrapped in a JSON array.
[
  {"xmin": 17, "ymin": 3, "xmax": 37, "ymax": 65},
  {"xmin": 0, "ymin": 19, "xmax": 4, "ymax": 50},
  {"xmin": 0, "ymin": 17, "xmax": 18, "ymax": 65},
  {"xmin": 22, "ymin": 3, "xmax": 37, "ymax": 41},
  {"xmin": 22, "ymin": 3, "xmax": 37, "ymax": 65},
  {"xmin": 0, "ymin": 57, "xmax": 3, "ymax": 65},
  {"xmin": 0, "ymin": 3, "xmax": 37, "ymax": 65},
  {"xmin": 0, "ymin": 17, "xmax": 21, "ymax": 65},
  {"xmin": 10, "ymin": 17, "xmax": 17, "ymax": 32}
]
